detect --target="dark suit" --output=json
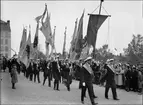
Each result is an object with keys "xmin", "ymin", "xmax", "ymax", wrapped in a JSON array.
[
  {"xmin": 33, "ymin": 63, "xmax": 40, "ymax": 83},
  {"xmin": 43, "ymin": 62, "xmax": 52, "ymax": 87},
  {"xmin": 62, "ymin": 64, "xmax": 72, "ymax": 91},
  {"xmin": 100, "ymin": 64, "xmax": 118, "ymax": 99},
  {"xmin": 28, "ymin": 63, "xmax": 33, "ymax": 81},
  {"xmin": 80, "ymin": 63, "xmax": 96, "ymax": 105},
  {"xmin": 52, "ymin": 61, "xmax": 60, "ymax": 90}
]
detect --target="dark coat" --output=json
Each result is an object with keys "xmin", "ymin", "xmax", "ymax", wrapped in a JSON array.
[
  {"xmin": 11, "ymin": 67, "xmax": 18, "ymax": 83},
  {"xmin": 33, "ymin": 63, "xmax": 38, "ymax": 74},
  {"xmin": 51, "ymin": 61, "xmax": 60, "ymax": 80},
  {"xmin": 81, "ymin": 66, "xmax": 94, "ymax": 84},
  {"xmin": 100, "ymin": 65, "xmax": 116, "ymax": 88},
  {"xmin": 27, "ymin": 63, "xmax": 33, "ymax": 74}
]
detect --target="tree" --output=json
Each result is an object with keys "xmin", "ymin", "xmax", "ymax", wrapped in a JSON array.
[
  {"xmin": 95, "ymin": 44, "xmax": 114, "ymax": 62},
  {"xmin": 37, "ymin": 50, "xmax": 46, "ymax": 60},
  {"xmin": 123, "ymin": 34, "xmax": 143, "ymax": 64}
]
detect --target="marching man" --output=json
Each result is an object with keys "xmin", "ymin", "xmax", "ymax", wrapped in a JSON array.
[{"xmin": 100, "ymin": 59, "xmax": 120, "ymax": 100}]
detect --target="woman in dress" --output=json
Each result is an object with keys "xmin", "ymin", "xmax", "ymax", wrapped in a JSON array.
[{"xmin": 10, "ymin": 64, "xmax": 18, "ymax": 89}]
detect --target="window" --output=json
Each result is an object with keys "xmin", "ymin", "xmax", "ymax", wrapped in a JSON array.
[
  {"xmin": 1, "ymin": 39, "xmax": 3, "ymax": 44},
  {"xmin": 1, "ymin": 46, "xmax": 4, "ymax": 51},
  {"xmin": 5, "ymin": 53, "xmax": 8, "ymax": 58},
  {"xmin": 5, "ymin": 46, "xmax": 8, "ymax": 52},
  {"xmin": 5, "ymin": 39, "xmax": 8, "ymax": 45}
]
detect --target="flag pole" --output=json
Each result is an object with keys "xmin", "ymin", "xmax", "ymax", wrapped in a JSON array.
[
  {"xmin": 99, "ymin": 0, "xmax": 104, "ymax": 15},
  {"xmin": 54, "ymin": 26, "xmax": 57, "ymax": 54}
]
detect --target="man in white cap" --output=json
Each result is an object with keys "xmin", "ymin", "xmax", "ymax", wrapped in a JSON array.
[
  {"xmin": 100, "ymin": 59, "xmax": 119, "ymax": 100},
  {"xmin": 80, "ymin": 56, "xmax": 98, "ymax": 105}
]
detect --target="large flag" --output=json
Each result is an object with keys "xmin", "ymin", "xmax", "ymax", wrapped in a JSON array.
[
  {"xmin": 18, "ymin": 27, "xmax": 27, "ymax": 58},
  {"xmin": 45, "ymin": 42, "xmax": 50, "ymax": 58},
  {"xmin": 50, "ymin": 26, "xmax": 56, "ymax": 57},
  {"xmin": 20, "ymin": 27, "xmax": 29, "ymax": 67},
  {"xmin": 80, "ymin": 44, "xmax": 90, "ymax": 60},
  {"xmin": 33, "ymin": 22, "xmax": 39, "ymax": 49},
  {"xmin": 74, "ymin": 10, "xmax": 84, "ymax": 59},
  {"xmin": 52, "ymin": 26, "xmax": 56, "ymax": 49},
  {"xmin": 35, "ymin": 15, "xmax": 43, "ymax": 23},
  {"xmin": 35, "ymin": 4, "xmax": 47, "ymax": 23},
  {"xmin": 26, "ymin": 25, "xmax": 32, "ymax": 59},
  {"xmin": 20, "ymin": 49, "xmax": 28, "ymax": 68},
  {"xmin": 62, "ymin": 27, "xmax": 67, "ymax": 59},
  {"xmin": 79, "ymin": 35, "xmax": 90, "ymax": 59},
  {"xmin": 86, "ymin": 14, "xmax": 108, "ymax": 50},
  {"xmin": 40, "ymin": 10, "xmax": 53, "ymax": 46},
  {"xmin": 69, "ymin": 18, "xmax": 78, "ymax": 59},
  {"xmin": 71, "ymin": 18, "xmax": 78, "ymax": 48}
]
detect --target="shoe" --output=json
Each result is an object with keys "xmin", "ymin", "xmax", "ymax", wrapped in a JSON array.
[
  {"xmin": 92, "ymin": 102, "xmax": 98, "ymax": 105},
  {"xmin": 93, "ymin": 96, "xmax": 98, "ymax": 98},
  {"xmin": 114, "ymin": 98, "xmax": 120, "ymax": 100},
  {"xmin": 81, "ymin": 101, "xmax": 84, "ymax": 104},
  {"xmin": 12, "ymin": 87, "xmax": 16, "ymax": 89},
  {"xmin": 105, "ymin": 97, "xmax": 109, "ymax": 99},
  {"xmin": 57, "ymin": 89, "xmax": 60, "ymax": 91}
]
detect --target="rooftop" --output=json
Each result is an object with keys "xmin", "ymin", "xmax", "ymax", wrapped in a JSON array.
[{"xmin": 0, "ymin": 20, "xmax": 11, "ymax": 32}]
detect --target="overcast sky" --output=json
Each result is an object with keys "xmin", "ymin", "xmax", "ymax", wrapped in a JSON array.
[{"xmin": 1, "ymin": 1, "xmax": 143, "ymax": 56}]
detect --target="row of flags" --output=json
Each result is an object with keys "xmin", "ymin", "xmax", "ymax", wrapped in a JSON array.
[
  {"xmin": 69, "ymin": 11, "xmax": 109, "ymax": 61},
  {"xmin": 18, "ymin": 4, "xmax": 56, "ymax": 67},
  {"xmin": 18, "ymin": 3, "xmax": 110, "ymax": 66}
]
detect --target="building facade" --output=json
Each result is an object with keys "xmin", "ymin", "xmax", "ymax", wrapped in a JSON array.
[{"xmin": 0, "ymin": 20, "xmax": 11, "ymax": 58}]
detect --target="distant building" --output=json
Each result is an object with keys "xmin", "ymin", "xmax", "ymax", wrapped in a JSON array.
[{"xmin": 0, "ymin": 20, "xmax": 11, "ymax": 58}]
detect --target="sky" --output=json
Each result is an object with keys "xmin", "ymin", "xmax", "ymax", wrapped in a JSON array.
[{"xmin": 1, "ymin": 0, "xmax": 143, "ymax": 57}]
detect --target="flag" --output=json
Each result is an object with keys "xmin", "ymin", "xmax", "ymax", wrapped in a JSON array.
[
  {"xmin": 33, "ymin": 22, "xmax": 39, "ymax": 48},
  {"xmin": 87, "ymin": 14, "xmax": 108, "ymax": 49},
  {"xmin": 18, "ymin": 27, "xmax": 27, "ymax": 58},
  {"xmin": 79, "ymin": 36, "xmax": 89, "ymax": 59},
  {"xmin": 74, "ymin": 10, "xmax": 84, "ymax": 59},
  {"xmin": 35, "ymin": 15, "xmax": 43, "ymax": 23},
  {"xmin": 26, "ymin": 25, "xmax": 32, "ymax": 59},
  {"xmin": 69, "ymin": 18, "xmax": 78, "ymax": 59},
  {"xmin": 71, "ymin": 18, "xmax": 78, "ymax": 47},
  {"xmin": 35, "ymin": 4, "xmax": 47, "ymax": 23},
  {"xmin": 52, "ymin": 26, "xmax": 56, "ymax": 49},
  {"xmin": 20, "ymin": 49, "xmax": 28, "ymax": 68},
  {"xmin": 62, "ymin": 27, "xmax": 67, "ymax": 59},
  {"xmin": 50, "ymin": 26, "xmax": 56, "ymax": 57},
  {"xmin": 45, "ymin": 42, "xmax": 49, "ymax": 58},
  {"xmin": 40, "ymin": 10, "xmax": 53, "ymax": 46}
]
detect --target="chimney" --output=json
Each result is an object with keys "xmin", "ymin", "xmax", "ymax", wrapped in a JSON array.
[
  {"xmin": 7, "ymin": 20, "xmax": 11, "ymax": 32},
  {"xmin": 7, "ymin": 20, "xmax": 10, "ymax": 25}
]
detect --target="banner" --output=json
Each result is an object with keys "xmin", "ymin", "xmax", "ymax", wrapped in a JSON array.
[{"xmin": 87, "ymin": 14, "xmax": 108, "ymax": 49}]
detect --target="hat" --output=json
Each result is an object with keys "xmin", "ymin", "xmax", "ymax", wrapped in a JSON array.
[
  {"xmin": 132, "ymin": 65, "xmax": 136, "ymax": 68},
  {"xmin": 107, "ymin": 59, "xmax": 114, "ymax": 63},
  {"xmin": 84, "ymin": 56, "xmax": 92, "ymax": 62}
]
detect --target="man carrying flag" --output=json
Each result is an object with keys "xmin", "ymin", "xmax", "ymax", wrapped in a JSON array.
[{"xmin": 80, "ymin": 56, "xmax": 98, "ymax": 105}]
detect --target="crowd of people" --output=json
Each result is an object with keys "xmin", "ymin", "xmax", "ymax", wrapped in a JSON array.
[{"xmin": 1, "ymin": 55, "xmax": 143, "ymax": 105}]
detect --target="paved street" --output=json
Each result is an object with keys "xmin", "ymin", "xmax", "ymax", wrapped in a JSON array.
[{"xmin": 1, "ymin": 70, "xmax": 142, "ymax": 105}]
